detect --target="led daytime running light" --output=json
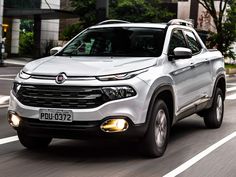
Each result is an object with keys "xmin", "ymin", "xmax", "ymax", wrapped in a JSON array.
[
  {"xmin": 97, "ymin": 69, "xmax": 148, "ymax": 81},
  {"xmin": 19, "ymin": 70, "xmax": 31, "ymax": 79}
]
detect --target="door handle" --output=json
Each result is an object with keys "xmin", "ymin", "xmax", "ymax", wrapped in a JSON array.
[
  {"xmin": 190, "ymin": 62, "xmax": 195, "ymax": 68},
  {"xmin": 205, "ymin": 58, "xmax": 210, "ymax": 63}
]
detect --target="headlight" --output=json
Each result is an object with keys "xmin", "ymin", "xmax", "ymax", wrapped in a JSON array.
[
  {"xmin": 12, "ymin": 82, "xmax": 21, "ymax": 96},
  {"xmin": 96, "ymin": 69, "xmax": 148, "ymax": 81},
  {"xmin": 19, "ymin": 70, "xmax": 31, "ymax": 79},
  {"xmin": 102, "ymin": 86, "xmax": 136, "ymax": 101}
]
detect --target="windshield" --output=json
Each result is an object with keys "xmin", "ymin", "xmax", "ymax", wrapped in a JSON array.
[{"xmin": 57, "ymin": 27, "xmax": 165, "ymax": 57}]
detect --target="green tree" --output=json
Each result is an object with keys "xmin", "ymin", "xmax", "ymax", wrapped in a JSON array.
[
  {"xmin": 20, "ymin": 20, "xmax": 33, "ymax": 32},
  {"xmin": 110, "ymin": 0, "xmax": 173, "ymax": 22},
  {"xmin": 62, "ymin": 0, "xmax": 174, "ymax": 39},
  {"xmin": 60, "ymin": 0, "xmax": 97, "ymax": 40},
  {"xmin": 198, "ymin": 0, "xmax": 236, "ymax": 59},
  {"xmin": 70, "ymin": 0, "xmax": 97, "ymax": 28},
  {"xmin": 60, "ymin": 23, "xmax": 84, "ymax": 40},
  {"xmin": 19, "ymin": 32, "xmax": 34, "ymax": 57}
]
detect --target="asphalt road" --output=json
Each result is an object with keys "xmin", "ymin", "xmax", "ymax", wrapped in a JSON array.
[{"xmin": 0, "ymin": 65, "xmax": 236, "ymax": 177}]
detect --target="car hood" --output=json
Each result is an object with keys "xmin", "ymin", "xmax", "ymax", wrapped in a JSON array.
[{"xmin": 23, "ymin": 56, "xmax": 157, "ymax": 76}]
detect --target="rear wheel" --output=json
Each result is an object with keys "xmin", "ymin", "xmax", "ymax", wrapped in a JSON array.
[
  {"xmin": 17, "ymin": 131, "xmax": 52, "ymax": 149},
  {"xmin": 203, "ymin": 88, "xmax": 224, "ymax": 128},
  {"xmin": 142, "ymin": 100, "xmax": 170, "ymax": 157}
]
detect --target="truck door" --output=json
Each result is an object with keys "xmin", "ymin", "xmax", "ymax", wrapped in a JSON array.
[
  {"xmin": 167, "ymin": 29, "xmax": 197, "ymax": 112},
  {"xmin": 183, "ymin": 30, "xmax": 212, "ymax": 102}
]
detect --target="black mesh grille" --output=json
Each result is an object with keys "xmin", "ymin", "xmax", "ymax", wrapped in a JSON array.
[
  {"xmin": 16, "ymin": 85, "xmax": 106, "ymax": 109},
  {"xmin": 21, "ymin": 117, "xmax": 100, "ymax": 129}
]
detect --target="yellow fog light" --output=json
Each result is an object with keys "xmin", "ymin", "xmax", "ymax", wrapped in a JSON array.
[
  {"xmin": 101, "ymin": 119, "xmax": 129, "ymax": 133},
  {"xmin": 9, "ymin": 113, "xmax": 21, "ymax": 127}
]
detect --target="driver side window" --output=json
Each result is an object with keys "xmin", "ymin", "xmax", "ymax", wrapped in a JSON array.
[{"xmin": 168, "ymin": 29, "xmax": 187, "ymax": 55}]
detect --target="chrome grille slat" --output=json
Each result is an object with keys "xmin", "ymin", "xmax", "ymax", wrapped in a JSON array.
[
  {"xmin": 21, "ymin": 94, "xmax": 102, "ymax": 100},
  {"xmin": 31, "ymin": 75, "xmax": 96, "ymax": 81},
  {"xmin": 17, "ymin": 85, "xmax": 106, "ymax": 109}
]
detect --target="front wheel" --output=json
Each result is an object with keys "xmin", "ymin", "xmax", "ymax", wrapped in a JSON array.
[
  {"xmin": 142, "ymin": 100, "xmax": 170, "ymax": 157},
  {"xmin": 204, "ymin": 88, "xmax": 224, "ymax": 129},
  {"xmin": 17, "ymin": 131, "xmax": 52, "ymax": 149}
]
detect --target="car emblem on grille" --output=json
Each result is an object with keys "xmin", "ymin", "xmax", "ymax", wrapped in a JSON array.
[{"xmin": 55, "ymin": 73, "xmax": 67, "ymax": 84}]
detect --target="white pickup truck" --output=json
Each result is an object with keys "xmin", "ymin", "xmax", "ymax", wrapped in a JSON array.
[{"xmin": 8, "ymin": 19, "xmax": 225, "ymax": 157}]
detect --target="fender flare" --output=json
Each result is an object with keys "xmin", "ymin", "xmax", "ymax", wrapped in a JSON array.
[
  {"xmin": 207, "ymin": 74, "xmax": 226, "ymax": 109},
  {"xmin": 143, "ymin": 84, "xmax": 175, "ymax": 133}
]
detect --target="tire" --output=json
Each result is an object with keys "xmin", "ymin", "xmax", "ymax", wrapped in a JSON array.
[
  {"xmin": 17, "ymin": 131, "xmax": 52, "ymax": 149},
  {"xmin": 203, "ymin": 88, "xmax": 224, "ymax": 129},
  {"xmin": 142, "ymin": 99, "xmax": 170, "ymax": 157}
]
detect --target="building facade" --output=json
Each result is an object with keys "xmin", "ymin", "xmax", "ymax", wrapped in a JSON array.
[
  {"xmin": 2, "ymin": 0, "xmax": 61, "ymax": 57},
  {"xmin": 178, "ymin": 0, "xmax": 225, "ymax": 32}
]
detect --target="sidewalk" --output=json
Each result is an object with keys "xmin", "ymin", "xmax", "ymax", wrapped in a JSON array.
[{"xmin": 2, "ymin": 57, "xmax": 32, "ymax": 66}]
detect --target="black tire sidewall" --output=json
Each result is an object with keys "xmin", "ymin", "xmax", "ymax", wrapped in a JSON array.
[
  {"xmin": 204, "ymin": 88, "xmax": 224, "ymax": 128},
  {"xmin": 144, "ymin": 99, "xmax": 170, "ymax": 157}
]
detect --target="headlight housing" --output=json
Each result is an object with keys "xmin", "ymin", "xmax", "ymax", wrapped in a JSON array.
[
  {"xmin": 96, "ymin": 69, "xmax": 148, "ymax": 81},
  {"xmin": 12, "ymin": 82, "xmax": 21, "ymax": 96},
  {"xmin": 19, "ymin": 70, "xmax": 31, "ymax": 79},
  {"xmin": 102, "ymin": 86, "xmax": 136, "ymax": 101}
]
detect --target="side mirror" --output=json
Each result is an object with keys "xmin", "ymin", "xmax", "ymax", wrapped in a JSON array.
[
  {"xmin": 50, "ymin": 46, "xmax": 62, "ymax": 55},
  {"xmin": 173, "ymin": 47, "xmax": 192, "ymax": 59}
]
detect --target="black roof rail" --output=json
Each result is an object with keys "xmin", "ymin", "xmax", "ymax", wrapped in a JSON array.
[
  {"xmin": 97, "ymin": 19, "xmax": 130, "ymax": 25},
  {"xmin": 167, "ymin": 19, "xmax": 193, "ymax": 27}
]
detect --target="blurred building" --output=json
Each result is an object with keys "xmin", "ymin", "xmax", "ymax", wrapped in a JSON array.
[
  {"xmin": 1, "ymin": 0, "xmax": 75, "ymax": 58},
  {"xmin": 177, "ymin": 0, "xmax": 225, "ymax": 32}
]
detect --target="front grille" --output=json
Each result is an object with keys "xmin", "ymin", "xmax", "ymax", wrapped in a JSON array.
[{"xmin": 16, "ymin": 85, "xmax": 106, "ymax": 109}]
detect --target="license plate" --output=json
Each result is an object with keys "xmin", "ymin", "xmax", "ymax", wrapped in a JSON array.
[{"xmin": 39, "ymin": 109, "xmax": 73, "ymax": 122}]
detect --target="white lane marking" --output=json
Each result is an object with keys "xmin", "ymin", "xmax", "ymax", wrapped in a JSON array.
[
  {"xmin": 0, "ymin": 74, "xmax": 16, "ymax": 77},
  {"xmin": 226, "ymin": 86, "xmax": 236, "ymax": 92},
  {"xmin": 0, "ymin": 136, "xmax": 19, "ymax": 145},
  {"xmin": 0, "ymin": 105, "xmax": 8, "ymax": 108},
  {"xmin": 226, "ymin": 93, "xmax": 236, "ymax": 100},
  {"xmin": 163, "ymin": 132, "xmax": 236, "ymax": 177},
  {"xmin": 227, "ymin": 83, "xmax": 236, "ymax": 86},
  {"xmin": 0, "ymin": 96, "xmax": 10, "ymax": 104},
  {"xmin": 0, "ymin": 78, "xmax": 14, "ymax": 81}
]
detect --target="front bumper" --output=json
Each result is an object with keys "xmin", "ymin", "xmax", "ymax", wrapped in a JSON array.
[
  {"xmin": 9, "ymin": 113, "xmax": 147, "ymax": 139},
  {"xmin": 8, "ymin": 78, "xmax": 151, "ymax": 138},
  {"xmin": 9, "ymin": 76, "xmax": 150, "ymax": 125}
]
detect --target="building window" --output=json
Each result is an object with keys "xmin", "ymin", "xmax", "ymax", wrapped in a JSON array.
[{"xmin": 4, "ymin": 0, "xmax": 41, "ymax": 9}]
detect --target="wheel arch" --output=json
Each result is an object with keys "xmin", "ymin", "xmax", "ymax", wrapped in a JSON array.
[
  {"xmin": 213, "ymin": 74, "xmax": 226, "ymax": 100},
  {"xmin": 205, "ymin": 74, "xmax": 226, "ymax": 110},
  {"xmin": 146, "ymin": 85, "xmax": 175, "ymax": 128}
]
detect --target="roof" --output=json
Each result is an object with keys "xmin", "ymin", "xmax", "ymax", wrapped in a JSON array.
[{"xmin": 3, "ymin": 8, "xmax": 78, "ymax": 19}]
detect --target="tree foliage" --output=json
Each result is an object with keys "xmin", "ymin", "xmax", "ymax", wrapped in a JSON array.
[
  {"xmin": 62, "ymin": 0, "xmax": 174, "ymax": 40},
  {"xmin": 70, "ymin": 0, "xmax": 97, "ymax": 28},
  {"xmin": 198, "ymin": 0, "xmax": 236, "ymax": 59},
  {"xmin": 20, "ymin": 20, "xmax": 33, "ymax": 32},
  {"xmin": 109, "ymin": 0, "xmax": 173, "ymax": 22},
  {"xmin": 19, "ymin": 32, "xmax": 34, "ymax": 57},
  {"xmin": 60, "ymin": 23, "xmax": 84, "ymax": 41}
]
